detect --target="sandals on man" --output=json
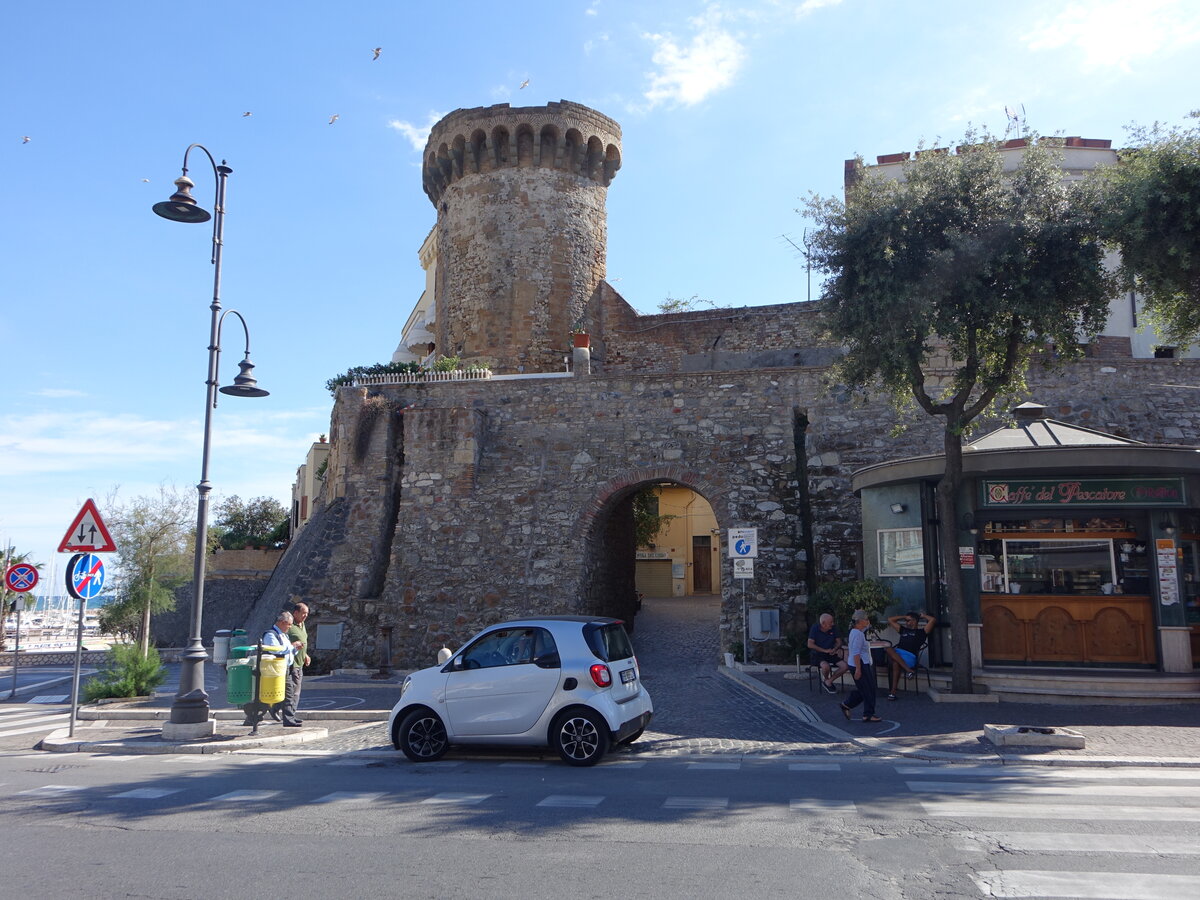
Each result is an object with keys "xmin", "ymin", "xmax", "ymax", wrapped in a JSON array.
[
  {"xmin": 839, "ymin": 704, "xmax": 851, "ymax": 721},
  {"xmin": 887, "ymin": 693, "xmax": 897, "ymax": 701},
  {"xmin": 862, "ymin": 716, "xmax": 882, "ymax": 723}
]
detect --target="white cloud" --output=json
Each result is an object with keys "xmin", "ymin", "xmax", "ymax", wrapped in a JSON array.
[
  {"xmin": 387, "ymin": 111, "xmax": 447, "ymax": 152},
  {"xmin": 1022, "ymin": 0, "xmax": 1200, "ymax": 72},
  {"xmin": 642, "ymin": 6, "xmax": 747, "ymax": 108},
  {"xmin": 794, "ymin": 0, "xmax": 844, "ymax": 14},
  {"xmin": 33, "ymin": 388, "xmax": 88, "ymax": 398}
]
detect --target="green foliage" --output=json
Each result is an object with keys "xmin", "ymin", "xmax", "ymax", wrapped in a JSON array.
[
  {"xmin": 806, "ymin": 579, "xmax": 893, "ymax": 635},
  {"xmin": 213, "ymin": 495, "xmax": 289, "ymax": 549},
  {"xmin": 631, "ymin": 487, "xmax": 677, "ymax": 548},
  {"xmin": 658, "ymin": 294, "xmax": 718, "ymax": 313},
  {"xmin": 82, "ymin": 644, "xmax": 167, "ymax": 701},
  {"xmin": 432, "ymin": 355, "xmax": 462, "ymax": 372},
  {"xmin": 98, "ymin": 578, "xmax": 178, "ymax": 642},
  {"xmin": 806, "ymin": 130, "xmax": 1114, "ymax": 427},
  {"xmin": 325, "ymin": 361, "xmax": 422, "ymax": 395},
  {"xmin": 1094, "ymin": 111, "xmax": 1200, "ymax": 344},
  {"xmin": 106, "ymin": 487, "xmax": 192, "ymax": 653}
]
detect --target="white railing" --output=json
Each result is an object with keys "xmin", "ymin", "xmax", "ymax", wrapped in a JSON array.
[{"xmin": 354, "ymin": 369, "xmax": 493, "ymax": 386}]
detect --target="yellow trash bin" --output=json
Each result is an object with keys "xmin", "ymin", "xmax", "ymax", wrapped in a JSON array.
[{"xmin": 257, "ymin": 653, "xmax": 287, "ymax": 705}]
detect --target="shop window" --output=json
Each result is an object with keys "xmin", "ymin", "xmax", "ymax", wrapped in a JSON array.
[
  {"xmin": 1154, "ymin": 346, "xmax": 1177, "ymax": 358},
  {"xmin": 978, "ymin": 537, "xmax": 1150, "ymax": 595},
  {"xmin": 878, "ymin": 527, "xmax": 923, "ymax": 576}
]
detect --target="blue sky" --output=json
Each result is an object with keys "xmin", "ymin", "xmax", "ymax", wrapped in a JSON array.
[{"xmin": 3, "ymin": 0, "xmax": 1198, "ymax": 570}]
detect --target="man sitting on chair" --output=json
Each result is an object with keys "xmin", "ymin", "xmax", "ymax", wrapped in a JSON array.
[
  {"xmin": 807, "ymin": 613, "xmax": 849, "ymax": 694},
  {"xmin": 884, "ymin": 610, "xmax": 936, "ymax": 700}
]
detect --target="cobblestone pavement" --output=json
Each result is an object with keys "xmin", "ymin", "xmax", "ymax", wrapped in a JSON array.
[{"xmin": 297, "ymin": 596, "xmax": 841, "ymax": 758}]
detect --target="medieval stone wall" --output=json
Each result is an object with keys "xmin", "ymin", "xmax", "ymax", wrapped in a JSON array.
[{"xmin": 239, "ymin": 352, "xmax": 1200, "ymax": 671}]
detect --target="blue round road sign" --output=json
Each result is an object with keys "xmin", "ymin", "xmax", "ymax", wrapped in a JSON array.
[{"xmin": 66, "ymin": 553, "xmax": 105, "ymax": 601}]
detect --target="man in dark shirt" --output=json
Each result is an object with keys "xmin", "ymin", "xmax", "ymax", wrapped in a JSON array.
[
  {"xmin": 884, "ymin": 610, "xmax": 936, "ymax": 700},
  {"xmin": 807, "ymin": 613, "xmax": 848, "ymax": 694}
]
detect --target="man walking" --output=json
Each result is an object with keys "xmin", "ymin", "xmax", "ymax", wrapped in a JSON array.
[
  {"xmin": 244, "ymin": 610, "xmax": 295, "ymax": 727},
  {"xmin": 839, "ymin": 610, "xmax": 880, "ymax": 723},
  {"xmin": 279, "ymin": 602, "xmax": 310, "ymax": 728}
]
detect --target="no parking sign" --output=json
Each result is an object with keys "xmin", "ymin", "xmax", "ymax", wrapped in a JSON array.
[{"xmin": 5, "ymin": 563, "xmax": 39, "ymax": 593}]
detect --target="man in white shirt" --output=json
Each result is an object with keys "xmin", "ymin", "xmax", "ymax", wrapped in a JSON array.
[{"xmin": 839, "ymin": 610, "xmax": 880, "ymax": 723}]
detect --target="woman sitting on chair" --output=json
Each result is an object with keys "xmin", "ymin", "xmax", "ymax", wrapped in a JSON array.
[{"xmin": 884, "ymin": 610, "xmax": 936, "ymax": 701}]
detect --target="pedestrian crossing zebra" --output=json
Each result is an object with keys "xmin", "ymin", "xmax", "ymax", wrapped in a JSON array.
[{"xmin": 0, "ymin": 704, "xmax": 71, "ymax": 740}]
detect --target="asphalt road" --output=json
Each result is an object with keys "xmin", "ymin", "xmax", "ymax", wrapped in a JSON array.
[{"xmin": 0, "ymin": 750, "xmax": 1197, "ymax": 898}]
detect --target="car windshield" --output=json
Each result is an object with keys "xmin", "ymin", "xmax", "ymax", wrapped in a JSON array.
[{"xmin": 583, "ymin": 622, "xmax": 633, "ymax": 662}]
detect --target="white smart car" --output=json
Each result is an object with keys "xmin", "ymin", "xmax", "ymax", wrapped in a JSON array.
[{"xmin": 389, "ymin": 616, "xmax": 653, "ymax": 766}]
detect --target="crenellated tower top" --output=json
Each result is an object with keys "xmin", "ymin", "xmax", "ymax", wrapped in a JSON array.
[
  {"xmin": 420, "ymin": 101, "xmax": 623, "ymax": 373},
  {"xmin": 422, "ymin": 100, "xmax": 622, "ymax": 208}
]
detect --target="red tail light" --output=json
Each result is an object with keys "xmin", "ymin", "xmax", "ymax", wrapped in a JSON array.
[{"xmin": 589, "ymin": 664, "xmax": 612, "ymax": 687}]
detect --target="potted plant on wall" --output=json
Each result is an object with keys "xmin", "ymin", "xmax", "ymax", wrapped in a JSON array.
[{"xmin": 570, "ymin": 315, "xmax": 590, "ymax": 349}]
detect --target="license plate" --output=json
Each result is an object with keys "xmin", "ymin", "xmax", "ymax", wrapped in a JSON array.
[{"xmin": 620, "ymin": 668, "xmax": 636, "ymax": 684}]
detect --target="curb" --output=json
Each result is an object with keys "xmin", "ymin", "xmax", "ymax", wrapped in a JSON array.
[
  {"xmin": 724, "ymin": 666, "xmax": 1200, "ymax": 768},
  {"xmin": 39, "ymin": 725, "xmax": 335, "ymax": 754},
  {"xmin": 77, "ymin": 707, "xmax": 390, "ymax": 722}
]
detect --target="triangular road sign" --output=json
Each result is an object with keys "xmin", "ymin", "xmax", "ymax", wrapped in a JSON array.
[{"xmin": 58, "ymin": 498, "xmax": 117, "ymax": 553}]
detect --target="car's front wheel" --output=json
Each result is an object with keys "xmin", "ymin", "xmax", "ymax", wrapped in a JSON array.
[
  {"xmin": 551, "ymin": 708, "xmax": 609, "ymax": 766},
  {"xmin": 396, "ymin": 708, "xmax": 449, "ymax": 762}
]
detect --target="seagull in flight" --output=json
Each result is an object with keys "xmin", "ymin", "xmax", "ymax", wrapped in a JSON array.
[
  {"xmin": 519, "ymin": 79, "xmax": 530, "ymax": 89},
  {"xmin": 242, "ymin": 111, "xmax": 252, "ymax": 117},
  {"xmin": 141, "ymin": 178, "xmax": 150, "ymax": 182},
  {"xmin": 372, "ymin": 47, "xmax": 382, "ymax": 60},
  {"xmin": 22, "ymin": 135, "xmax": 31, "ymax": 143},
  {"xmin": 329, "ymin": 114, "xmax": 339, "ymax": 125}
]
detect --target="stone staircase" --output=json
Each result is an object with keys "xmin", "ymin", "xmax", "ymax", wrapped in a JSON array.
[{"xmin": 954, "ymin": 667, "xmax": 1200, "ymax": 704}]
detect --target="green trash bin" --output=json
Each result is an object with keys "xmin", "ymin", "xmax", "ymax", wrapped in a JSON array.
[{"xmin": 226, "ymin": 646, "xmax": 256, "ymax": 705}]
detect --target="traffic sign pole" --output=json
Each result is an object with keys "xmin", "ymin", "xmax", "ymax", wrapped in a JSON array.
[{"xmin": 65, "ymin": 553, "xmax": 105, "ymax": 738}]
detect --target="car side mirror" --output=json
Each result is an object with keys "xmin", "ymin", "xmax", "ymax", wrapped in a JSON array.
[
  {"xmin": 533, "ymin": 652, "xmax": 560, "ymax": 669},
  {"xmin": 436, "ymin": 647, "xmax": 452, "ymax": 665}
]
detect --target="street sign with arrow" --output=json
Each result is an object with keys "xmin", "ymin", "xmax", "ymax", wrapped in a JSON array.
[{"xmin": 57, "ymin": 498, "xmax": 117, "ymax": 553}]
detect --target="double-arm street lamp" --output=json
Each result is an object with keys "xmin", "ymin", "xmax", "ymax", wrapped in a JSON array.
[{"xmin": 153, "ymin": 145, "xmax": 269, "ymax": 739}]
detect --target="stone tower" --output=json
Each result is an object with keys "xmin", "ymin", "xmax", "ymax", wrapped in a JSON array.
[{"xmin": 422, "ymin": 100, "xmax": 622, "ymax": 373}]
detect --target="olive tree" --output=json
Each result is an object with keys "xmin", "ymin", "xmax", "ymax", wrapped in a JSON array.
[
  {"xmin": 804, "ymin": 131, "xmax": 1115, "ymax": 693},
  {"xmin": 1094, "ymin": 111, "xmax": 1200, "ymax": 345}
]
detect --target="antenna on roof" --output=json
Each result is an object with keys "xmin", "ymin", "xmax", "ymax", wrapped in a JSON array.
[
  {"xmin": 1004, "ymin": 104, "xmax": 1027, "ymax": 137},
  {"xmin": 781, "ymin": 232, "xmax": 815, "ymax": 301}
]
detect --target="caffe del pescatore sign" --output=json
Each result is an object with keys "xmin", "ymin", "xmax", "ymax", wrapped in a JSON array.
[{"xmin": 982, "ymin": 477, "xmax": 1186, "ymax": 508}]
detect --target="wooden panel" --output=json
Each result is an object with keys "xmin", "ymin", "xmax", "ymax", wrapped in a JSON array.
[
  {"xmin": 1031, "ymin": 605, "xmax": 1082, "ymax": 661},
  {"xmin": 982, "ymin": 605, "xmax": 1025, "ymax": 660},
  {"xmin": 981, "ymin": 595, "xmax": 1155, "ymax": 665}
]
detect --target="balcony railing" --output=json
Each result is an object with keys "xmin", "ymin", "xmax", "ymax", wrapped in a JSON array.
[{"xmin": 353, "ymin": 368, "xmax": 493, "ymax": 386}]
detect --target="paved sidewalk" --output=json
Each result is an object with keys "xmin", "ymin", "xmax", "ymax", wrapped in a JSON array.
[{"xmin": 732, "ymin": 666, "xmax": 1200, "ymax": 766}]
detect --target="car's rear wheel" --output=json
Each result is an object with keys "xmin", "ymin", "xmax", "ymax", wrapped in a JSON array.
[
  {"xmin": 396, "ymin": 708, "xmax": 449, "ymax": 762},
  {"xmin": 551, "ymin": 708, "xmax": 609, "ymax": 766}
]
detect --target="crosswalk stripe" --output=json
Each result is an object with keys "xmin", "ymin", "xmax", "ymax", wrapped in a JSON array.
[
  {"xmin": 210, "ymin": 790, "xmax": 280, "ymax": 802},
  {"xmin": 788, "ymin": 763, "xmax": 842, "ymax": 772},
  {"xmin": 113, "ymin": 788, "xmax": 182, "ymax": 799},
  {"xmin": 971, "ymin": 832, "xmax": 1200, "ymax": 856},
  {"xmin": 421, "ymin": 792, "xmax": 490, "ymax": 805},
  {"xmin": 537, "ymin": 795, "xmax": 605, "ymax": 808},
  {"xmin": 664, "ymin": 796, "xmax": 728, "ymax": 809},
  {"xmin": 687, "ymin": 762, "xmax": 740, "ymax": 771},
  {"xmin": 972, "ymin": 869, "xmax": 1200, "ymax": 899},
  {"xmin": 0, "ymin": 716, "xmax": 69, "ymax": 737},
  {"xmin": 0, "ymin": 706, "xmax": 68, "ymax": 718},
  {"xmin": 17, "ymin": 784, "xmax": 85, "ymax": 796},
  {"xmin": 313, "ymin": 792, "xmax": 385, "ymax": 804},
  {"xmin": 0, "ymin": 712, "xmax": 70, "ymax": 727},
  {"xmin": 789, "ymin": 799, "xmax": 857, "ymax": 813},
  {"xmin": 896, "ymin": 765, "xmax": 1200, "ymax": 781},
  {"xmin": 908, "ymin": 780, "xmax": 1200, "ymax": 799},
  {"xmin": 922, "ymin": 800, "xmax": 1200, "ymax": 822}
]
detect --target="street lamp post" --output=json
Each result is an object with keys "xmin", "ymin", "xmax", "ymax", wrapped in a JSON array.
[{"xmin": 153, "ymin": 144, "xmax": 268, "ymax": 740}]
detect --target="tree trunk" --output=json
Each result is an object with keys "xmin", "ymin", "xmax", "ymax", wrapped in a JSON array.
[{"xmin": 938, "ymin": 425, "xmax": 974, "ymax": 694}]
